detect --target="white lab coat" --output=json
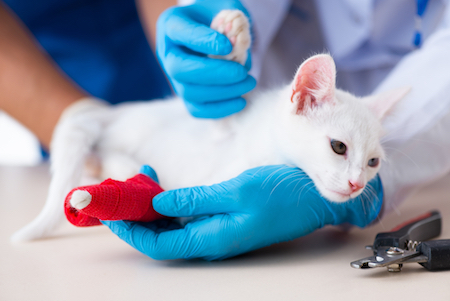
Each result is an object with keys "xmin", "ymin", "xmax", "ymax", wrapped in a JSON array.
[{"xmin": 184, "ymin": 0, "xmax": 450, "ymax": 214}]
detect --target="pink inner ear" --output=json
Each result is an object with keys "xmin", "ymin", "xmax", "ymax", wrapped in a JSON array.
[{"xmin": 291, "ymin": 55, "xmax": 336, "ymax": 114}]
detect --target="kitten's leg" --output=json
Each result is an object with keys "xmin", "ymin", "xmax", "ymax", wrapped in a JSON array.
[
  {"xmin": 11, "ymin": 99, "xmax": 107, "ymax": 242},
  {"xmin": 209, "ymin": 9, "xmax": 251, "ymax": 65}
]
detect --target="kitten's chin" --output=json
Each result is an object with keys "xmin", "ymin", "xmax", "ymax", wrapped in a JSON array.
[
  {"xmin": 321, "ymin": 189, "xmax": 351, "ymax": 203},
  {"xmin": 320, "ymin": 187, "xmax": 364, "ymax": 203}
]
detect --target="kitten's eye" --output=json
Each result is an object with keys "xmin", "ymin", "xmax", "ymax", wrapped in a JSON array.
[
  {"xmin": 330, "ymin": 139, "xmax": 346, "ymax": 155},
  {"xmin": 368, "ymin": 158, "xmax": 379, "ymax": 167}
]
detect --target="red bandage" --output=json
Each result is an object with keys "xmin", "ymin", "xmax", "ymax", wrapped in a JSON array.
[{"xmin": 64, "ymin": 174, "xmax": 166, "ymax": 227}]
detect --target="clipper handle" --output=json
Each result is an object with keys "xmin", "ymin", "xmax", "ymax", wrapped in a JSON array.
[
  {"xmin": 373, "ymin": 211, "xmax": 441, "ymax": 251},
  {"xmin": 418, "ymin": 240, "xmax": 450, "ymax": 271}
]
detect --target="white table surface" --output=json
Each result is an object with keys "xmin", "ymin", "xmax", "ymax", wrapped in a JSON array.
[{"xmin": 1, "ymin": 164, "xmax": 450, "ymax": 301}]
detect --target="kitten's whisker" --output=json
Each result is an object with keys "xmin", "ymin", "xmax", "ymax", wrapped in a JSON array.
[
  {"xmin": 387, "ymin": 201, "xmax": 402, "ymax": 216},
  {"xmin": 296, "ymin": 181, "xmax": 315, "ymax": 199},
  {"xmin": 262, "ymin": 166, "xmax": 296, "ymax": 188},
  {"xmin": 360, "ymin": 195, "xmax": 367, "ymax": 217},
  {"xmin": 303, "ymin": 182, "xmax": 317, "ymax": 197},
  {"xmin": 261, "ymin": 166, "xmax": 289, "ymax": 188},
  {"xmin": 269, "ymin": 170, "xmax": 311, "ymax": 196},
  {"xmin": 364, "ymin": 185, "xmax": 377, "ymax": 198},
  {"xmin": 381, "ymin": 146, "xmax": 420, "ymax": 169},
  {"xmin": 289, "ymin": 179, "xmax": 307, "ymax": 198},
  {"xmin": 297, "ymin": 182, "xmax": 316, "ymax": 206},
  {"xmin": 382, "ymin": 136, "xmax": 444, "ymax": 148}
]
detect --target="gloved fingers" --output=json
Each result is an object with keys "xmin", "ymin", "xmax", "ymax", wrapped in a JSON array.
[
  {"xmin": 139, "ymin": 165, "xmax": 159, "ymax": 183},
  {"xmin": 164, "ymin": 12, "xmax": 233, "ymax": 56},
  {"xmin": 103, "ymin": 217, "xmax": 233, "ymax": 260},
  {"xmin": 137, "ymin": 218, "xmax": 183, "ymax": 234},
  {"xmin": 244, "ymin": 49, "xmax": 252, "ymax": 70},
  {"xmin": 173, "ymin": 75, "xmax": 256, "ymax": 103},
  {"xmin": 183, "ymin": 97, "xmax": 246, "ymax": 118},
  {"xmin": 164, "ymin": 47, "xmax": 249, "ymax": 85},
  {"xmin": 102, "ymin": 220, "xmax": 175, "ymax": 259},
  {"xmin": 152, "ymin": 184, "xmax": 240, "ymax": 217}
]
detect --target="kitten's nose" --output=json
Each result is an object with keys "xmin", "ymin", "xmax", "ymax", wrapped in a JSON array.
[{"xmin": 349, "ymin": 180, "xmax": 364, "ymax": 192}]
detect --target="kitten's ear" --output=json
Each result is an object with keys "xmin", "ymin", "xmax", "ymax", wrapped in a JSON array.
[
  {"xmin": 291, "ymin": 54, "xmax": 336, "ymax": 114},
  {"xmin": 363, "ymin": 86, "xmax": 411, "ymax": 120}
]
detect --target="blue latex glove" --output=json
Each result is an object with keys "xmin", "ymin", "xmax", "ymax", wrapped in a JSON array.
[
  {"xmin": 156, "ymin": 0, "xmax": 256, "ymax": 118},
  {"xmin": 103, "ymin": 165, "xmax": 383, "ymax": 260}
]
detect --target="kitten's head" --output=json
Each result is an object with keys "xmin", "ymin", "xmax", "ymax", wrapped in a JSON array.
[{"xmin": 277, "ymin": 54, "xmax": 410, "ymax": 203}]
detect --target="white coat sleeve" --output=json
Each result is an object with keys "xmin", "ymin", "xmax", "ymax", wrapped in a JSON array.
[
  {"xmin": 238, "ymin": 0, "xmax": 291, "ymax": 80},
  {"xmin": 376, "ymin": 6, "xmax": 450, "ymax": 214}
]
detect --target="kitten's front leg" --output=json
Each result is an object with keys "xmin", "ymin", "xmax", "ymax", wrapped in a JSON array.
[{"xmin": 209, "ymin": 10, "xmax": 251, "ymax": 65}]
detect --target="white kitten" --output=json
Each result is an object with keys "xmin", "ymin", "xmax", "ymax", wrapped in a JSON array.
[{"xmin": 11, "ymin": 10, "xmax": 409, "ymax": 242}]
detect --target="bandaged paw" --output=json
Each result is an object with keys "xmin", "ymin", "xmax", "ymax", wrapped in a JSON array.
[
  {"xmin": 64, "ymin": 174, "xmax": 166, "ymax": 227},
  {"xmin": 69, "ymin": 190, "xmax": 92, "ymax": 210}
]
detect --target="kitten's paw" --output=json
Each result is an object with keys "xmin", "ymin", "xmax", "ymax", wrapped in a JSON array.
[
  {"xmin": 210, "ymin": 9, "xmax": 251, "ymax": 65},
  {"xmin": 70, "ymin": 190, "xmax": 92, "ymax": 210}
]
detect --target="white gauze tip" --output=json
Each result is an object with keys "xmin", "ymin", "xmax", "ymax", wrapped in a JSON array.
[{"xmin": 70, "ymin": 190, "xmax": 92, "ymax": 210}]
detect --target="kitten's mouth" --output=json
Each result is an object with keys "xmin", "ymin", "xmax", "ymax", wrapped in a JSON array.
[{"xmin": 315, "ymin": 175, "xmax": 352, "ymax": 201}]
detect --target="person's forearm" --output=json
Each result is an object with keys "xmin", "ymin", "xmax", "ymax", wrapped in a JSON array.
[
  {"xmin": 135, "ymin": 0, "xmax": 177, "ymax": 48},
  {"xmin": 379, "ymin": 110, "xmax": 450, "ymax": 214},
  {"xmin": 0, "ymin": 3, "xmax": 87, "ymax": 149}
]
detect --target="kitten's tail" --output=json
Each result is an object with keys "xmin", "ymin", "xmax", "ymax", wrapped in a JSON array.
[{"xmin": 11, "ymin": 99, "xmax": 107, "ymax": 242}]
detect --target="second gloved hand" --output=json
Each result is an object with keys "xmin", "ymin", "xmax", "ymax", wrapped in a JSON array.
[
  {"xmin": 156, "ymin": 0, "xmax": 256, "ymax": 118},
  {"xmin": 103, "ymin": 165, "xmax": 383, "ymax": 260}
]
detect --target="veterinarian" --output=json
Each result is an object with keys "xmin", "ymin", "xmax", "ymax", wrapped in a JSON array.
[
  {"xmin": 103, "ymin": 0, "xmax": 450, "ymax": 260},
  {"xmin": 2, "ymin": 0, "xmax": 450, "ymax": 260}
]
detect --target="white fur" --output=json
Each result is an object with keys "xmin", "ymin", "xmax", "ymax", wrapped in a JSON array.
[{"xmin": 11, "ymin": 10, "xmax": 409, "ymax": 242}]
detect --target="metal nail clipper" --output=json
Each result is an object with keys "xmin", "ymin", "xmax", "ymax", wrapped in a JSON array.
[{"xmin": 351, "ymin": 210, "xmax": 450, "ymax": 272}]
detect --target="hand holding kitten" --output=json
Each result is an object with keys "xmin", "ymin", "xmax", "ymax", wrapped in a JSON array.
[{"xmin": 103, "ymin": 165, "xmax": 383, "ymax": 260}]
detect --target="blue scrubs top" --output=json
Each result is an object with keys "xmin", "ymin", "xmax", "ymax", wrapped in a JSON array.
[{"xmin": 4, "ymin": 0, "xmax": 172, "ymax": 104}]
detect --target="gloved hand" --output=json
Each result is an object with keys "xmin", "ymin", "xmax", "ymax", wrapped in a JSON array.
[
  {"xmin": 103, "ymin": 165, "xmax": 383, "ymax": 260},
  {"xmin": 156, "ymin": 0, "xmax": 256, "ymax": 118}
]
